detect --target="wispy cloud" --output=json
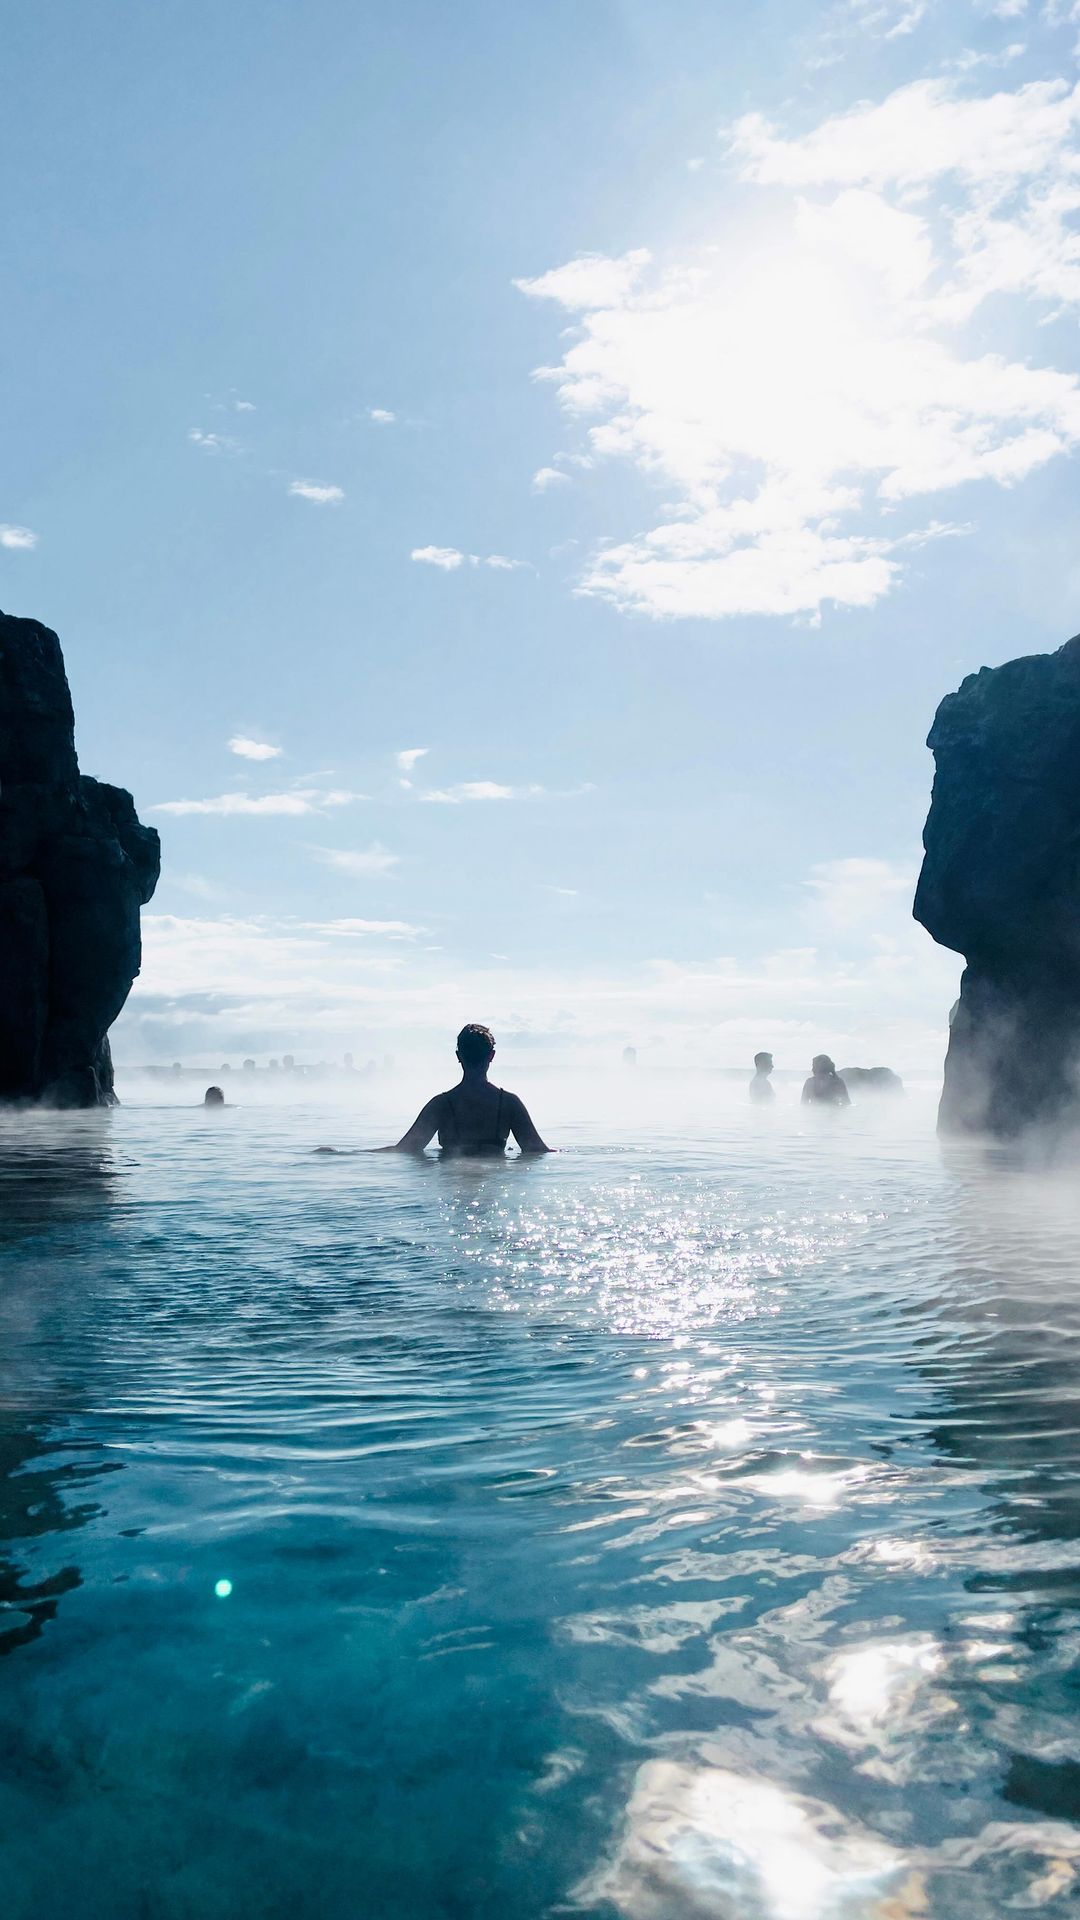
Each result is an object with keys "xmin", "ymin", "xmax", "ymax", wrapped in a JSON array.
[
  {"xmin": 515, "ymin": 250, "xmax": 651, "ymax": 310},
  {"xmin": 395, "ymin": 747, "xmax": 429, "ymax": 773},
  {"xmin": 804, "ymin": 856, "xmax": 915, "ymax": 930},
  {"xmin": 154, "ymin": 788, "xmax": 362, "ymax": 818},
  {"xmin": 411, "ymin": 545, "xmax": 530, "ymax": 571},
  {"xmin": 300, "ymin": 917, "xmax": 421, "ymax": 938},
  {"xmin": 368, "ymin": 408, "xmax": 396, "ymax": 424},
  {"xmin": 312, "ymin": 843, "xmax": 400, "ymax": 877},
  {"xmin": 228, "ymin": 735, "xmax": 282, "ymax": 761},
  {"xmin": 420, "ymin": 781, "xmax": 518, "ymax": 804},
  {"xmin": 518, "ymin": 69, "xmax": 1080, "ymax": 622},
  {"xmin": 417, "ymin": 780, "xmax": 588, "ymax": 804},
  {"xmin": 411, "ymin": 544, "xmax": 464, "ymax": 569},
  {"xmin": 288, "ymin": 479, "xmax": 345, "ymax": 504},
  {"xmin": 0, "ymin": 525, "xmax": 37, "ymax": 550},
  {"xmin": 124, "ymin": 855, "xmax": 958, "ymax": 1072},
  {"xmin": 188, "ymin": 429, "xmax": 240, "ymax": 454},
  {"xmin": 532, "ymin": 466, "xmax": 571, "ymax": 492},
  {"xmin": 171, "ymin": 872, "xmax": 229, "ymax": 902}
]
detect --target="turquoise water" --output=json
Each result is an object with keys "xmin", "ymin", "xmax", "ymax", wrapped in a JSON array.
[{"xmin": 2, "ymin": 1090, "xmax": 1080, "ymax": 1917}]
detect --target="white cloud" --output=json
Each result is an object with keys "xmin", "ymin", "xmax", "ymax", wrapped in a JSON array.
[
  {"xmin": 301, "ymin": 917, "xmax": 421, "ymax": 938},
  {"xmin": 395, "ymin": 747, "xmax": 429, "ymax": 773},
  {"xmin": 420, "ymin": 781, "xmax": 518, "ymax": 804},
  {"xmin": 518, "ymin": 71, "xmax": 1080, "ymax": 622},
  {"xmin": 411, "ymin": 545, "xmax": 527, "ymax": 572},
  {"xmin": 312, "ymin": 844, "xmax": 400, "ymax": 877},
  {"xmin": 171, "ymin": 872, "xmax": 229, "ymax": 902},
  {"xmin": 122, "ymin": 853, "xmax": 959, "ymax": 1072},
  {"xmin": 369, "ymin": 408, "xmax": 396, "ymax": 424},
  {"xmin": 228, "ymin": 735, "xmax": 282, "ymax": 761},
  {"xmin": 729, "ymin": 76, "xmax": 1080, "ymax": 192},
  {"xmin": 234, "ymin": 399, "xmax": 257, "ymax": 412},
  {"xmin": 804, "ymin": 856, "xmax": 916, "ymax": 930},
  {"xmin": 188, "ymin": 429, "xmax": 239, "ymax": 454},
  {"xmin": 532, "ymin": 466, "xmax": 571, "ymax": 492},
  {"xmin": 288, "ymin": 479, "xmax": 345, "ymax": 504},
  {"xmin": 0, "ymin": 525, "xmax": 37, "ymax": 550},
  {"xmin": 154, "ymin": 788, "xmax": 361, "ymax": 818},
  {"xmin": 411, "ymin": 544, "xmax": 465, "ymax": 569},
  {"xmin": 515, "ymin": 249, "xmax": 651, "ymax": 310}
]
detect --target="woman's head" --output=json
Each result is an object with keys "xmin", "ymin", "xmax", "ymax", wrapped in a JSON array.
[
  {"xmin": 812, "ymin": 1054, "xmax": 835, "ymax": 1077},
  {"xmin": 204, "ymin": 1085, "xmax": 225, "ymax": 1106},
  {"xmin": 456, "ymin": 1023, "xmax": 495, "ymax": 1070}
]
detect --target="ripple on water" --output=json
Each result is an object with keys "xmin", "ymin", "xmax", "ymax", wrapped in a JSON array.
[{"xmin": 1, "ymin": 1101, "xmax": 1080, "ymax": 1917}]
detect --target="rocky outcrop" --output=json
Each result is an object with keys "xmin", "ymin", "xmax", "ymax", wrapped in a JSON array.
[
  {"xmin": 839, "ymin": 1067, "xmax": 904, "ymax": 1096},
  {"xmin": 914, "ymin": 633, "xmax": 1080, "ymax": 1136},
  {"xmin": 0, "ymin": 612, "xmax": 159, "ymax": 1105}
]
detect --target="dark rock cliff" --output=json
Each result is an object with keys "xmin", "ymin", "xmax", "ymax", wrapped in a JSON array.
[
  {"xmin": 914, "ymin": 633, "xmax": 1080, "ymax": 1135},
  {"xmin": 0, "ymin": 611, "xmax": 160, "ymax": 1105}
]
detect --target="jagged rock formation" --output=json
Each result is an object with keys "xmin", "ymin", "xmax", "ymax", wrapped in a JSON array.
[
  {"xmin": 839, "ymin": 1067, "xmax": 904, "ymax": 1097},
  {"xmin": 914, "ymin": 633, "xmax": 1080, "ymax": 1136},
  {"xmin": 0, "ymin": 612, "xmax": 159, "ymax": 1105}
]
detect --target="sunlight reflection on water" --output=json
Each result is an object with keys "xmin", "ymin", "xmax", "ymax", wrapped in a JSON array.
[{"xmin": 1, "ymin": 1091, "xmax": 1079, "ymax": 1917}]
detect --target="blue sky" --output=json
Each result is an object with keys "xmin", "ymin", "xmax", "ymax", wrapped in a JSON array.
[{"xmin": 3, "ymin": 0, "xmax": 1079, "ymax": 1071}]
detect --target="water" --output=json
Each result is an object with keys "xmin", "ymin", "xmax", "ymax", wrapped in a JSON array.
[{"xmin": 2, "ymin": 1085, "xmax": 1080, "ymax": 1918}]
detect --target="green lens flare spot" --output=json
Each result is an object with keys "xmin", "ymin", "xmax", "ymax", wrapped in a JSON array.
[{"xmin": 214, "ymin": 1579, "xmax": 233, "ymax": 1598}]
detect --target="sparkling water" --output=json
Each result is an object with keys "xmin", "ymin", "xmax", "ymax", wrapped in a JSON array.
[{"xmin": 2, "ymin": 1085, "xmax": 1079, "ymax": 1918}]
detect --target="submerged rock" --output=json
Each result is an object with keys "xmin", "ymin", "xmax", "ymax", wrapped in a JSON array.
[
  {"xmin": 839, "ymin": 1067, "xmax": 904, "ymax": 1096},
  {"xmin": 0, "ymin": 612, "xmax": 159, "ymax": 1105},
  {"xmin": 914, "ymin": 632, "xmax": 1080, "ymax": 1136}
]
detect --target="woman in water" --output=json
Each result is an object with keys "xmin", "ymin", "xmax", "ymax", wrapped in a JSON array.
[
  {"xmin": 801, "ymin": 1055, "xmax": 851, "ymax": 1107},
  {"xmin": 386, "ymin": 1023, "xmax": 550, "ymax": 1155}
]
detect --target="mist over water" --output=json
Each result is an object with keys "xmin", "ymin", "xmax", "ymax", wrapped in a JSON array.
[{"xmin": 2, "ymin": 1078, "xmax": 1080, "ymax": 1917}]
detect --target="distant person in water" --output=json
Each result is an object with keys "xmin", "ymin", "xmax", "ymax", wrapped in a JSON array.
[
  {"xmin": 385, "ymin": 1024, "xmax": 550, "ymax": 1155},
  {"xmin": 749, "ymin": 1051, "xmax": 775, "ymax": 1102},
  {"xmin": 801, "ymin": 1055, "xmax": 851, "ymax": 1108},
  {"xmin": 203, "ymin": 1085, "xmax": 225, "ymax": 1107}
]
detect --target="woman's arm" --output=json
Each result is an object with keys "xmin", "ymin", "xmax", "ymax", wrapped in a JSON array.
[
  {"xmin": 507, "ymin": 1094, "xmax": 550, "ymax": 1154},
  {"xmin": 382, "ymin": 1095, "xmax": 445, "ymax": 1152}
]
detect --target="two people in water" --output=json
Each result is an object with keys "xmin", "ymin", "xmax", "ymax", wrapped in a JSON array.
[
  {"xmin": 386, "ymin": 1023, "xmax": 550, "ymax": 1156},
  {"xmin": 749, "ymin": 1051, "xmax": 851, "ymax": 1107}
]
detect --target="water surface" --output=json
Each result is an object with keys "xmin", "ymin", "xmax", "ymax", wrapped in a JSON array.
[{"xmin": 2, "ymin": 1089, "xmax": 1080, "ymax": 1917}]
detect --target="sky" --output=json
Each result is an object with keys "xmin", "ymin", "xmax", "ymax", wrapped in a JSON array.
[{"xmin": 3, "ymin": 0, "xmax": 1079, "ymax": 1074}]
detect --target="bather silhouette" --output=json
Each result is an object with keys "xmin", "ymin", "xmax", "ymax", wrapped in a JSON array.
[
  {"xmin": 749, "ymin": 1051, "xmax": 775, "ymax": 1102},
  {"xmin": 385, "ymin": 1024, "xmax": 550, "ymax": 1155},
  {"xmin": 801, "ymin": 1055, "xmax": 851, "ymax": 1108}
]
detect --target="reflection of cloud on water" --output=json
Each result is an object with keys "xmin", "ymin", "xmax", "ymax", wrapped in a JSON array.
[
  {"xmin": 582, "ymin": 1760, "xmax": 923, "ymax": 1918},
  {"xmin": 585, "ymin": 1754, "xmax": 1080, "ymax": 1917}
]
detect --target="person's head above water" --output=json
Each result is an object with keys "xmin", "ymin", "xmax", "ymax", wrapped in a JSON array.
[
  {"xmin": 455, "ymin": 1023, "xmax": 495, "ymax": 1074},
  {"xmin": 754, "ymin": 1052, "xmax": 773, "ymax": 1072},
  {"xmin": 203, "ymin": 1085, "xmax": 225, "ymax": 1107},
  {"xmin": 811, "ymin": 1055, "xmax": 835, "ymax": 1076}
]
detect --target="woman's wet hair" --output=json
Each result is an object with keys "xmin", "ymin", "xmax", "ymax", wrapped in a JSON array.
[
  {"xmin": 456, "ymin": 1023, "xmax": 496, "ymax": 1068},
  {"xmin": 204, "ymin": 1085, "xmax": 225, "ymax": 1106},
  {"xmin": 812, "ymin": 1055, "xmax": 835, "ymax": 1076}
]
